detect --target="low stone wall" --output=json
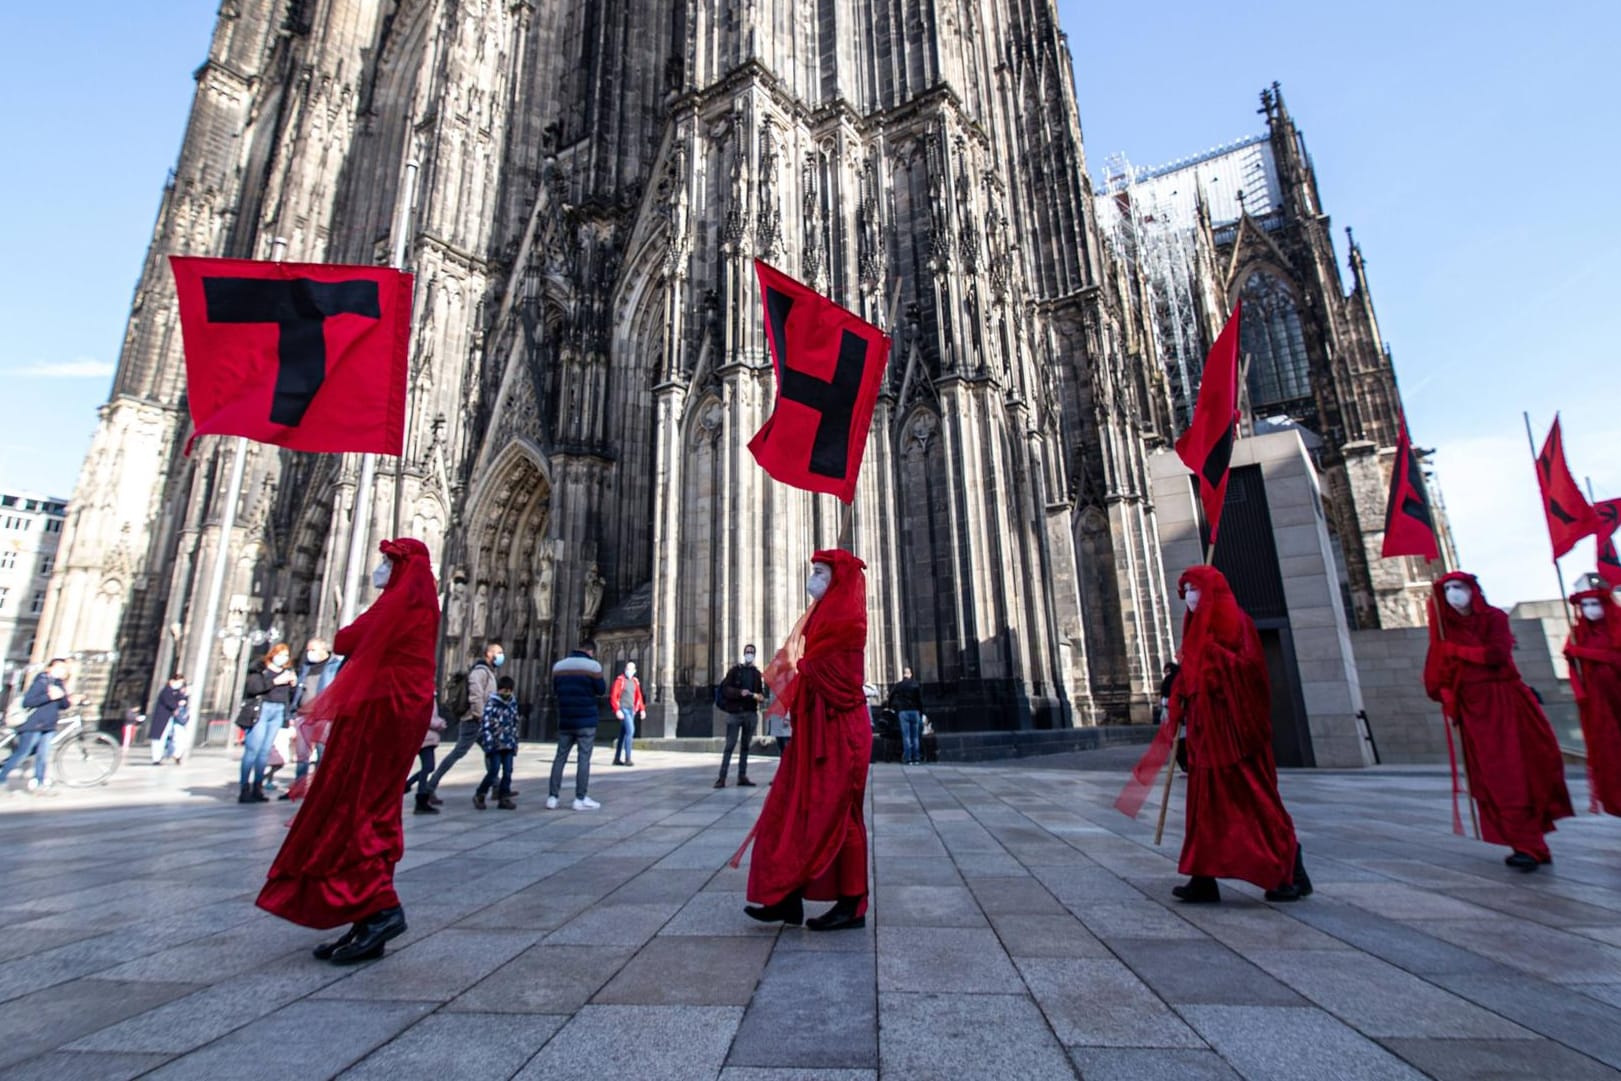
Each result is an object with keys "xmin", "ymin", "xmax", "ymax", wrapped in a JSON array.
[{"xmin": 1351, "ymin": 619, "xmax": 1581, "ymax": 765}]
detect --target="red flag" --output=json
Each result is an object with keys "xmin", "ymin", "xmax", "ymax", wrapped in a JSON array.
[
  {"xmin": 1596, "ymin": 499, "xmax": 1621, "ymax": 588},
  {"xmin": 1533, "ymin": 417, "xmax": 1600, "ymax": 558},
  {"xmin": 1380, "ymin": 414, "xmax": 1439, "ymax": 561},
  {"xmin": 170, "ymin": 256, "xmax": 413, "ymax": 456},
  {"xmin": 748, "ymin": 261, "xmax": 890, "ymax": 503},
  {"xmin": 1176, "ymin": 301, "xmax": 1242, "ymax": 544}
]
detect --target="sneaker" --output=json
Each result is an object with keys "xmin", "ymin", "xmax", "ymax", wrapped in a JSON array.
[
  {"xmin": 473, "ymin": 792, "xmax": 487, "ymax": 810},
  {"xmin": 573, "ymin": 796, "xmax": 601, "ymax": 811},
  {"xmin": 545, "ymin": 796, "xmax": 559, "ymax": 810},
  {"xmin": 737, "ymin": 778, "xmax": 756, "ymax": 787},
  {"xmin": 713, "ymin": 778, "xmax": 726, "ymax": 789},
  {"xmin": 428, "ymin": 794, "xmax": 444, "ymax": 807}
]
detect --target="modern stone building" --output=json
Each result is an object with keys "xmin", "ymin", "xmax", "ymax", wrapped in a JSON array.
[
  {"xmin": 0, "ymin": 492, "xmax": 68, "ymax": 711},
  {"xmin": 1096, "ymin": 84, "xmax": 1456, "ymax": 634},
  {"xmin": 40, "ymin": 0, "xmax": 1191, "ymax": 735}
]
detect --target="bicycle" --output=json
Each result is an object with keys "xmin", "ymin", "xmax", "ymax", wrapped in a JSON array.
[{"xmin": 0, "ymin": 713, "xmax": 124, "ymax": 789}]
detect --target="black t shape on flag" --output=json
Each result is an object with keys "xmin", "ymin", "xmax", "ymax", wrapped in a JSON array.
[
  {"xmin": 170, "ymin": 255, "xmax": 412, "ymax": 457},
  {"xmin": 203, "ymin": 277, "xmax": 381, "ymax": 427},
  {"xmin": 749, "ymin": 261, "xmax": 890, "ymax": 503}
]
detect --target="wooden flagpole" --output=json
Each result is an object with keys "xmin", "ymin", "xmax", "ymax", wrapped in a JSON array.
[
  {"xmin": 837, "ymin": 281, "xmax": 903, "ymax": 551},
  {"xmin": 1431, "ymin": 592, "xmax": 1481, "ymax": 840}
]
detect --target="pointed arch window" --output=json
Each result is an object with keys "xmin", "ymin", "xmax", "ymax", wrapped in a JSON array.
[{"xmin": 1238, "ymin": 270, "xmax": 1312, "ymax": 410}]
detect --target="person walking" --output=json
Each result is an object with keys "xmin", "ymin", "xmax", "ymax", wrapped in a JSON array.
[
  {"xmin": 147, "ymin": 672, "xmax": 191, "ymax": 766},
  {"xmin": 285, "ymin": 638, "xmax": 343, "ymax": 794},
  {"xmin": 887, "ymin": 666, "xmax": 924, "ymax": 765},
  {"xmin": 1, "ymin": 658, "xmax": 76, "ymax": 793},
  {"xmin": 404, "ymin": 703, "xmax": 448, "ymax": 812},
  {"xmin": 1567, "ymin": 576, "xmax": 1621, "ymax": 815},
  {"xmin": 548, "ymin": 638, "xmax": 605, "ymax": 810},
  {"xmin": 257, "ymin": 538, "xmax": 440, "ymax": 964},
  {"xmin": 715, "ymin": 645, "xmax": 764, "ymax": 788},
  {"xmin": 419, "ymin": 640, "xmax": 502, "ymax": 812},
  {"xmin": 239, "ymin": 644, "xmax": 297, "ymax": 804},
  {"xmin": 610, "ymin": 660, "xmax": 645, "ymax": 766},
  {"xmin": 475, "ymin": 676, "xmax": 520, "ymax": 809}
]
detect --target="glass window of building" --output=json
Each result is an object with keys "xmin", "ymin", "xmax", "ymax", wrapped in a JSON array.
[{"xmin": 1238, "ymin": 270, "xmax": 1312, "ymax": 409}]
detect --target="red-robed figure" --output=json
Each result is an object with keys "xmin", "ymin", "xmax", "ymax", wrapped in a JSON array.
[
  {"xmin": 1566, "ymin": 576, "xmax": 1621, "ymax": 815},
  {"xmin": 734, "ymin": 550, "xmax": 871, "ymax": 931},
  {"xmin": 1118, "ymin": 565, "xmax": 1308, "ymax": 904},
  {"xmin": 257, "ymin": 537, "xmax": 440, "ymax": 962},
  {"xmin": 1424, "ymin": 571, "xmax": 1572, "ymax": 870}
]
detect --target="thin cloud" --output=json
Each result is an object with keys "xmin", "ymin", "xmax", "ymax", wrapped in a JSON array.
[{"xmin": 9, "ymin": 359, "xmax": 116, "ymax": 379}]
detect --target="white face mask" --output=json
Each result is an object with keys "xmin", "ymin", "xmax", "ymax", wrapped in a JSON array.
[
  {"xmin": 625, "ymin": 663, "xmax": 637, "ymax": 678},
  {"xmin": 1183, "ymin": 587, "xmax": 1201, "ymax": 613},
  {"xmin": 743, "ymin": 651, "xmax": 757, "ymax": 665},
  {"xmin": 372, "ymin": 558, "xmax": 393, "ymax": 590},
  {"xmin": 1581, "ymin": 599, "xmax": 1606, "ymax": 622},
  {"xmin": 807, "ymin": 562, "xmax": 833, "ymax": 601},
  {"xmin": 1444, "ymin": 582, "xmax": 1473, "ymax": 613}
]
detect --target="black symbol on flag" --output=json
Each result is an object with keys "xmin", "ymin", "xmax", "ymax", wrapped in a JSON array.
[
  {"xmin": 203, "ymin": 277, "xmax": 382, "ymax": 427},
  {"xmin": 765, "ymin": 285, "xmax": 866, "ymax": 479}
]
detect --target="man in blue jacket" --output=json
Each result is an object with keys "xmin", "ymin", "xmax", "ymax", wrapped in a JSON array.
[
  {"xmin": 1, "ymin": 658, "xmax": 77, "ymax": 792},
  {"xmin": 549, "ymin": 638, "xmax": 606, "ymax": 811}
]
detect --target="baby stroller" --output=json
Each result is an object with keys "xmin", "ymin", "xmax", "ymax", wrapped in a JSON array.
[{"xmin": 871, "ymin": 706, "xmax": 903, "ymax": 764}]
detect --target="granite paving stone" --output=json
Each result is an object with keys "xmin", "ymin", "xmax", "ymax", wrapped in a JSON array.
[
  {"xmin": 312, "ymin": 927, "xmax": 546, "ymax": 1002},
  {"xmin": 1179, "ymin": 1005, "xmax": 1428, "ymax": 1081},
  {"xmin": 987, "ymin": 912, "xmax": 1111, "ymax": 958},
  {"xmin": 878, "ymin": 992, "xmax": 1079, "ymax": 1081},
  {"xmin": 1377, "ymin": 1037, "xmax": 1620, "ymax": 1080},
  {"xmin": 593, "ymin": 934, "xmax": 773, "ymax": 1005},
  {"xmin": 0, "ymin": 978, "xmax": 201, "ymax": 1071},
  {"xmin": 335, "ymin": 1011, "xmax": 563, "ymax": 1079},
  {"xmin": 1107, "ymin": 939, "xmax": 1307, "ymax": 1006},
  {"xmin": 1, "ymin": 1050, "xmax": 175, "ymax": 1081},
  {"xmin": 445, "ymin": 943, "xmax": 633, "ymax": 1014},
  {"xmin": 730, "ymin": 948, "xmax": 877, "ymax": 1070},
  {"xmin": 876, "ymin": 927, "xmax": 1024, "ymax": 994},
  {"xmin": 1014, "ymin": 956, "xmax": 1206, "ymax": 1048},
  {"xmin": 1068, "ymin": 1048, "xmax": 1244, "ymax": 1080},
  {"xmin": 512, "ymin": 1005, "xmax": 742, "ymax": 1081},
  {"xmin": 873, "ymin": 884, "xmax": 988, "ymax": 927}
]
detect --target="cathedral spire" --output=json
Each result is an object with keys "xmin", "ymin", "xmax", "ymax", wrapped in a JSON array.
[{"xmin": 1346, "ymin": 227, "xmax": 1384, "ymax": 349}]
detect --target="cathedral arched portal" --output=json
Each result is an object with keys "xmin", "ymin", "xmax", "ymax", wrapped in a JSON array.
[{"xmin": 454, "ymin": 442, "xmax": 554, "ymax": 730}]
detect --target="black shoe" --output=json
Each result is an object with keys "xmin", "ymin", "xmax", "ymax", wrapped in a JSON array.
[
  {"xmin": 278, "ymin": 792, "xmax": 293, "ymax": 801},
  {"xmin": 238, "ymin": 784, "xmax": 254, "ymax": 804},
  {"xmin": 1172, "ymin": 876, "xmax": 1221, "ymax": 904},
  {"xmin": 1292, "ymin": 846, "xmax": 1314, "ymax": 897},
  {"xmin": 806, "ymin": 896, "xmax": 865, "ymax": 932},
  {"xmin": 745, "ymin": 892, "xmax": 804, "ymax": 926},
  {"xmin": 1265, "ymin": 884, "xmax": 1303, "ymax": 902},
  {"xmin": 413, "ymin": 797, "xmax": 439, "ymax": 815},
  {"xmin": 473, "ymin": 792, "xmax": 487, "ymax": 810},
  {"xmin": 737, "ymin": 778, "xmax": 756, "ymax": 787},
  {"xmin": 714, "ymin": 779, "xmax": 726, "ymax": 789},
  {"xmin": 1505, "ymin": 852, "xmax": 1539, "ymax": 872},
  {"xmin": 250, "ymin": 783, "xmax": 269, "ymax": 803},
  {"xmin": 329, "ymin": 906, "xmax": 406, "ymax": 964},
  {"xmin": 613, "ymin": 758, "xmax": 623, "ymax": 766},
  {"xmin": 313, "ymin": 924, "xmax": 361, "ymax": 960}
]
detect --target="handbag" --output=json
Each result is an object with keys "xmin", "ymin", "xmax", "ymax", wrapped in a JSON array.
[{"xmin": 234, "ymin": 697, "xmax": 263, "ymax": 730}]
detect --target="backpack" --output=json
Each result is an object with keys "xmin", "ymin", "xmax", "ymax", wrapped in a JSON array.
[
  {"xmin": 713, "ymin": 682, "xmax": 728, "ymax": 710},
  {"xmin": 444, "ymin": 661, "xmax": 488, "ymax": 719}
]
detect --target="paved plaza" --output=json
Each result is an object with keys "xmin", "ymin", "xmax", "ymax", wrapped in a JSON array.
[{"xmin": 3, "ymin": 744, "xmax": 1621, "ymax": 1080}]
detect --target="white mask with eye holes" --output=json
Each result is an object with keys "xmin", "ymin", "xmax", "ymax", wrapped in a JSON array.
[
  {"xmin": 1183, "ymin": 587, "xmax": 1201, "ymax": 613},
  {"xmin": 1581, "ymin": 599, "xmax": 1606, "ymax": 622},
  {"xmin": 1444, "ymin": 582, "xmax": 1473, "ymax": 613},
  {"xmin": 807, "ymin": 562, "xmax": 834, "ymax": 601},
  {"xmin": 372, "ymin": 558, "xmax": 394, "ymax": 590}
]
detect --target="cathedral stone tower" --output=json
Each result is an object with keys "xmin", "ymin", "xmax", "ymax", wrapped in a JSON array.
[{"xmin": 39, "ymin": 0, "xmax": 1176, "ymax": 733}]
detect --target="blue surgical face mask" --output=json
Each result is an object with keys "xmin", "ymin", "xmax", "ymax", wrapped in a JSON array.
[{"xmin": 492, "ymin": 653, "xmax": 506, "ymax": 668}]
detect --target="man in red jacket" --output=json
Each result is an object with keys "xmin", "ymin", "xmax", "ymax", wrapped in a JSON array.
[
  {"xmin": 734, "ymin": 550, "xmax": 872, "ymax": 931},
  {"xmin": 1425, "ymin": 571, "xmax": 1573, "ymax": 870},
  {"xmin": 1567, "ymin": 575, "xmax": 1621, "ymax": 815},
  {"xmin": 1119, "ymin": 565, "xmax": 1309, "ymax": 904}
]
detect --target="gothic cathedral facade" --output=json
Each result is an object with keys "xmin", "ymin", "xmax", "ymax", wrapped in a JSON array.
[{"xmin": 46, "ymin": 3, "xmax": 1409, "ymax": 736}]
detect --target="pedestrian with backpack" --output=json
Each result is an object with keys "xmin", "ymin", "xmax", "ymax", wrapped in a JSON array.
[
  {"xmin": 417, "ymin": 640, "xmax": 502, "ymax": 813},
  {"xmin": 715, "ymin": 644, "xmax": 764, "ymax": 788}
]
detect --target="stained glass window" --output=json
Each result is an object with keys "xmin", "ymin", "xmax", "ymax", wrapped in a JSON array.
[{"xmin": 1238, "ymin": 270, "xmax": 1312, "ymax": 410}]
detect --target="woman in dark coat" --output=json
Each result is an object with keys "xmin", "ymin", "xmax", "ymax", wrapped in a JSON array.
[
  {"xmin": 239, "ymin": 645, "xmax": 297, "ymax": 803},
  {"xmin": 147, "ymin": 673, "xmax": 190, "ymax": 765}
]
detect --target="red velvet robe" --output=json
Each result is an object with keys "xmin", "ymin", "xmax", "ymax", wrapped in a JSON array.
[
  {"xmin": 1425, "ymin": 573, "xmax": 1573, "ymax": 860},
  {"xmin": 1119, "ymin": 566, "xmax": 1297, "ymax": 891},
  {"xmin": 1567, "ymin": 589, "xmax": 1621, "ymax": 815},
  {"xmin": 737, "ymin": 550, "xmax": 871, "ymax": 912},
  {"xmin": 257, "ymin": 538, "xmax": 440, "ymax": 929}
]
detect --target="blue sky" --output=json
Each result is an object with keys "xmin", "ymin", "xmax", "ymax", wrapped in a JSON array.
[{"xmin": 2, "ymin": 1, "xmax": 1617, "ymax": 606}]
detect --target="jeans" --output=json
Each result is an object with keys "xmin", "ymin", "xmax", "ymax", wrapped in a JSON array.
[
  {"xmin": 615, "ymin": 708, "xmax": 636, "ymax": 762},
  {"xmin": 478, "ymin": 750, "xmax": 515, "ymax": 797},
  {"xmin": 150, "ymin": 719, "xmax": 192, "ymax": 764},
  {"xmin": 240, "ymin": 702, "xmax": 285, "ymax": 786},
  {"xmin": 720, "ymin": 714, "xmax": 757, "ymax": 780},
  {"xmin": 899, "ymin": 710, "xmax": 922, "ymax": 764},
  {"xmin": 405, "ymin": 747, "xmax": 436, "ymax": 793},
  {"xmin": 549, "ymin": 729, "xmax": 595, "ymax": 800},
  {"xmin": 0, "ymin": 729, "xmax": 54, "ymax": 783},
  {"xmin": 425, "ymin": 719, "xmax": 480, "ymax": 794}
]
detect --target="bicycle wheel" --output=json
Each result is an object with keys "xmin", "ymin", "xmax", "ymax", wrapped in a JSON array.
[{"xmin": 54, "ymin": 732, "xmax": 122, "ymax": 788}]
